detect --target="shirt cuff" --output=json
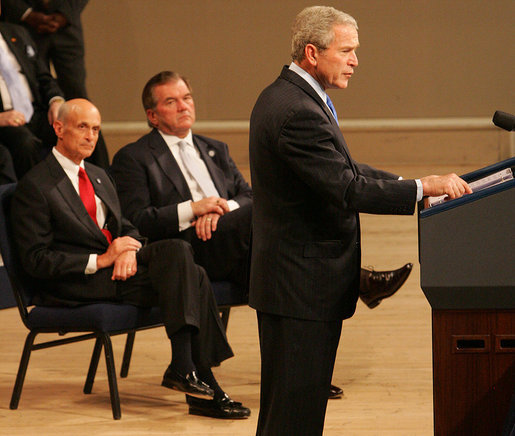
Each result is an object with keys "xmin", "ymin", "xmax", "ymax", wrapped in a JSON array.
[
  {"xmin": 178, "ymin": 200, "xmax": 195, "ymax": 231},
  {"xmin": 415, "ymin": 179, "xmax": 423, "ymax": 202},
  {"xmin": 21, "ymin": 8, "xmax": 33, "ymax": 21},
  {"xmin": 85, "ymin": 254, "xmax": 98, "ymax": 274},
  {"xmin": 400, "ymin": 176, "xmax": 423, "ymax": 202},
  {"xmin": 227, "ymin": 199, "xmax": 240, "ymax": 212}
]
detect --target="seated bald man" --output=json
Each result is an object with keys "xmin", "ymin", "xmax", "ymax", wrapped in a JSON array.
[{"xmin": 10, "ymin": 98, "xmax": 250, "ymax": 420}]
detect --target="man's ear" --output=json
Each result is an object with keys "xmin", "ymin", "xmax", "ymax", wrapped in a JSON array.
[
  {"xmin": 304, "ymin": 44, "xmax": 319, "ymax": 66},
  {"xmin": 146, "ymin": 109, "xmax": 156, "ymax": 127},
  {"xmin": 53, "ymin": 119, "xmax": 63, "ymax": 139}
]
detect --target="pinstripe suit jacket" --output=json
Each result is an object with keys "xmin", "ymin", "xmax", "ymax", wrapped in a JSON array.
[{"xmin": 249, "ymin": 66, "xmax": 417, "ymax": 321}]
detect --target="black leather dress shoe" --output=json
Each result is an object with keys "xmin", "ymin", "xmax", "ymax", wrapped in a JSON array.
[
  {"xmin": 329, "ymin": 384, "xmax": 343, "ymax": 399},
  {"xmin": 161, "ymin": 366, "xmax": 214, "ymax": 398},
  {"xmin": 186, "ymin": 393, "xmax": 251, "ymax": 419},
  {"xmin": 359, "ymin": 263, "xmax": 413, "ymax": 309}
]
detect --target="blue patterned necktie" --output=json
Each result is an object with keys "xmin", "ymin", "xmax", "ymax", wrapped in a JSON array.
[
  {"xmin": 326, "ymin": 94, "xmax": 339, "ymax": 125},
  {"xmin": 0, "ymin": 43, "xmax": 33, "ymax": 121}
]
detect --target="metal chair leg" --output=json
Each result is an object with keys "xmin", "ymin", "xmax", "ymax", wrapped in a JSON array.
[
  {"xmin": 101, "ymin": 333, "xmax": 121, "ymax": 420},
  {"xmin": 120, "ymin": 331, "xmax": 135, "ymax": 378},
  {"xmin": 84, "ymin": 337, "xmax": 103, "ymax": 394},
  {"xmin": 10, "ymin": 331, "xmax": 36, "ymax": 410}
]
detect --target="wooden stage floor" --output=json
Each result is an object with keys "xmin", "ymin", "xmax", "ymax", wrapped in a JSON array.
[{"xmin": 0, "ymin": 209, "xmax": 438, "ymax": 435}]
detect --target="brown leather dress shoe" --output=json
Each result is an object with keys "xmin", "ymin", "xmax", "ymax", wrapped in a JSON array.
[
  {"xmin": 359, "ymin": 263, "xmax": 413, "ymax": 309},
  {"xmin": 186, "ymin": 393, "xmax": 251, "ymax": 419},
  {"xmin": 161, "ymin": 366, "xmax": 214, "ymax": 398},
  {"xmin": 329, "ymin": 384, "xmax": 343, "ymax": 399}
]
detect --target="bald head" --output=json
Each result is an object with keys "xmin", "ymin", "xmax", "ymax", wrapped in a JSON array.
[
  {"xmin": 57, "ymin": 98, "xmax": 101, "ymax": 123},
  {"xmin": 54, "ymin": 99, "xmax": 101, "ymax": 164}
]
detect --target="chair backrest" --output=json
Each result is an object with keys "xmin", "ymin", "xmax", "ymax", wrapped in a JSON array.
[{"xmin": 0, "ymin": 183, "xmax": 37, "ymax": 323}]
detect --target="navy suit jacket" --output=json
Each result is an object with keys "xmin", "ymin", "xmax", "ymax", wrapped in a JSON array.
[
  {"xmin": 0, "ymin": 22, "xmax": 62, "ymax": 114},
  {"xmin": 111, "ymin": 128, "xmax": 252, "ymax": 241},
  {"xmin": 11, "ymin": 152, "xmax": 142, "ymax": 306},
  {"xmin": 249, "ymin": 66, "xmax": 417, "ymax": 322}
]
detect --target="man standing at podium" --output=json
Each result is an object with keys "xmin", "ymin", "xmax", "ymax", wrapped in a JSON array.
[{"xmin": 249, "ymin": 6, "xmax": 472, "ymax": 435}]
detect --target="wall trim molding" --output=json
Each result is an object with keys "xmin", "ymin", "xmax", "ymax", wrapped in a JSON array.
[{"xmin": 102, "ymin": 117, "xmax": 496, "ymax": 134}]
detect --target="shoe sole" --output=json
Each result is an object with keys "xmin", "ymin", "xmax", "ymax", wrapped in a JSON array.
[
  {"xmin": 189, "ymin": 406, "xmax": 250, "ymax": 419},
  {"xmin": 161, "ymin": 379, "xmax": 214, "ymax": 399}
]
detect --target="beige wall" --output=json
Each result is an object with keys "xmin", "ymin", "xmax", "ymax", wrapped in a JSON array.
[
  {"xmin": 82, "ymin": 1, "xmax": 514, "ymax": 166},
  {"xmin": 82, "ymin": 0, "xmax": 514, "ymax": 123}
]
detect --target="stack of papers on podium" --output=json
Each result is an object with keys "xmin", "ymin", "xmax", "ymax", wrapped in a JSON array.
[{"xmin": 427, "ymin": 167, "xmax": 514, "ymax": 207}]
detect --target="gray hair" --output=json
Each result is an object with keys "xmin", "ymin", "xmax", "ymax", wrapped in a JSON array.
[{"xmin": 291, "ymin": 6, "xmax": 358, "ymax": 62}]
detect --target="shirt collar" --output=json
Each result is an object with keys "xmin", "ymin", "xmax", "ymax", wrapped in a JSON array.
[
  {"xmin": 289, "ymin": 62, "xmax": 328, "ymax": 104},
  {"xmin": 158, "ymin": 129, "xmax": 194, "ymax": 148},
  {"xmin": 52, "ymin": 147, "xmax": 84, "ymax": 175}
]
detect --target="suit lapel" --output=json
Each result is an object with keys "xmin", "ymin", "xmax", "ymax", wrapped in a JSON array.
[
  {"xmin": 193, "ymin": 135, "xmax": 228, "ymax": 198},
  {"xmin": 148, "ymin": 129, "xmax": 192, "ymax": 200},
  {"xmin": 85, "ymin": 164, "xmax": 116, "ymax": 218},
  {"xmin": 280, "ymin": 66, "xmax": 358, "ymax": 175},
  {"xmin": 45, "ymin": 154, "xmax": 105, "ymax": 242},
  {"xmin": 281, "ymin": 66, "xmax": 336, "ymax": 128}
]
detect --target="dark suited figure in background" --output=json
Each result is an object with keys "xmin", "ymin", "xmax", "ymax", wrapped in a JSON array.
[
  {"xmin": 10, "ymin": 98, "xmax": 250, "ymax": 420},
  {"xmin": 2, "ymin": 0, "xmax": 109, "ymax": 169},
  {"xmin": 0, "ymin": 142, "xmax": 15, "ymax": 183},
  {"xmin": 249, "ymin": 6, "xmax": 471, "ymax": 435},
  {"xmin": 0, "ymin": 16, "xmax": 64, "ymax": 178},
  {"xmin": 111, "ymin": 71, "xmax": 253, "ymax": 290}
]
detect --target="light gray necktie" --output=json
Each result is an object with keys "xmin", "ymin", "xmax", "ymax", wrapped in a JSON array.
[
  {"xmin": 178, "ymin": 140, "xmax": 219, "ymax": 197},
  {"xmin": 0, "ymin": 43, "xmax": 33, "ymax": 121}
]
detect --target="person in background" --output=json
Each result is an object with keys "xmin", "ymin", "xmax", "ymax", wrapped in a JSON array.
[
  {"xmin": 0, "ymin": 8, "xmax": 64, "ymax": 178},
  {"xmin": 2, "ymin": 0, "xmax": 109, "ymax": 169}
]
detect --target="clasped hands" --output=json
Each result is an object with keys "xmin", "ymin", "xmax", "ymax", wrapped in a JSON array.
[
  {"xmin": 191, "ymin": 196, "xmax": 230, "ymax": 241},
  {"xmin": 96, "ymin": 236, "xmax": 142, "ymax": 281},
  {"xmin": 25, "ymin": 11, "xmax": 68, "ymax": 34}
]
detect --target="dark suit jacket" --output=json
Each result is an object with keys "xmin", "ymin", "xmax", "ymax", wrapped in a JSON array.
[
  {"xmin": 11, "ymin": 152, "xmax": 143, "ymax": 306},
  {"xmin": 249, "ymin": 66, "xmax": 417, "ymax": 322},
  {"xmin": 2, "ymin": 0, "xmax": 88, "ymax": 27},
  {"xmin": 0, "ymin": 22, "xmax": 62, "ymax": 114},
  {"xmin": 110, "ymin": 129, "xmax": 252, "ymax": 241}
]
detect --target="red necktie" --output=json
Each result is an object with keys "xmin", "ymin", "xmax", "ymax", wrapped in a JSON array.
[{"xmin": 78, "ymin": 167, "xmax": 112, "ymax": 244}]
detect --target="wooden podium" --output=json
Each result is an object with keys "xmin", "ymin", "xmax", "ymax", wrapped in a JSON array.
[{"xmin": 418, "ymin": 157, "xmax": 515, "ymax": 435}]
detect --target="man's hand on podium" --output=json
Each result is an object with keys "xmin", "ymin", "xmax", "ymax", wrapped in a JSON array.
[{"xmin": 421, "ymin": 174, "xmax": 472, "ymax": 199}]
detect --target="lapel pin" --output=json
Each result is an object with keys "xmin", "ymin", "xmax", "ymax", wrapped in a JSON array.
[
  {"xmin": 96, "ymin": 178, "xmax": 102, "ymax": 184},
  {"xmin": 11, "ymin": 37, "xmax": 17, "ymax": 42},
  {"xmin": 208, "ymin": 150, "xmax": 215, "ymax": 157}
]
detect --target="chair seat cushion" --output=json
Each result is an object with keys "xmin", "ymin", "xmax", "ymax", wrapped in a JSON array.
[
  {"xmin": 25, "ymin": 281, "xmax": 246, "ymax": 333},
  {"xmin": 26, "ymin": 304, "xmax": 163, "ymax": 332}
]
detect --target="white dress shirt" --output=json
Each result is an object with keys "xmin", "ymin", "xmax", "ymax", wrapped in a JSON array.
[
  {"xmin": 0, "ymin": 33, "xmax": 34, "ymax": 111},
  {"xmin": 158, "ymin": 130, "xmax": 239, "ymax": 231}
]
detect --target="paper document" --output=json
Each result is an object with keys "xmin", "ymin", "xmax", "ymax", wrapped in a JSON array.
[{"xmin": 427, "ymin": 167, "xmax": 514, "ymax": 207}]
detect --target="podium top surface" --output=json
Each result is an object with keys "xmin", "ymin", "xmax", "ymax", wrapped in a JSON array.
[{"xmin": 419, "ymin": 156, "xmax": 515, "ymax": 218}]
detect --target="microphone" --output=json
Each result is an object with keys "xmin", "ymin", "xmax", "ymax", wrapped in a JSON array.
[{"xmin": 492, "ymin": 110, "xmax": 514, "ymax": 131}]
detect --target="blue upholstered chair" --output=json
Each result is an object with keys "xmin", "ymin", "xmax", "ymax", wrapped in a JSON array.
[{"xmin": 0, "ymin": 183, "xmax": 247, "ymax": 419}]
